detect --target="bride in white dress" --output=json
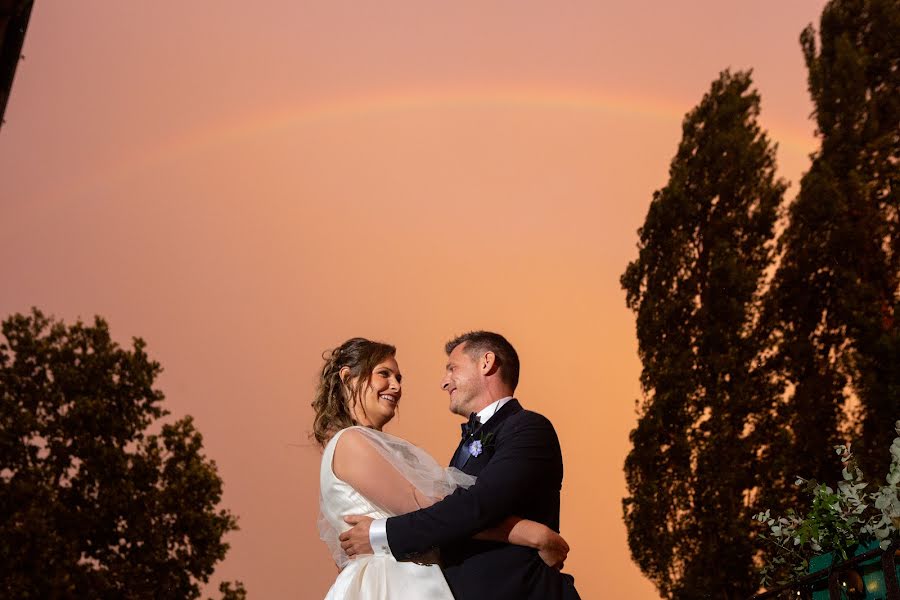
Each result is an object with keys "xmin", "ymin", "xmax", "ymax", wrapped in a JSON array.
[{"xmin": 312, "ymin": 338, "xmax": 569, "ymax": 600}]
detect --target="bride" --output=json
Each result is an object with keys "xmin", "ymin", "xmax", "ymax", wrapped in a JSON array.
[{"xmin": 313, "ymin": 338, "xmax": 569, "ymax": 599}]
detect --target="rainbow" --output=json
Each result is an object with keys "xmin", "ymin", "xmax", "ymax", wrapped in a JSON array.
[{"xmin": 63, "ymin": 85, "xmax": 817, "ymax": 199}]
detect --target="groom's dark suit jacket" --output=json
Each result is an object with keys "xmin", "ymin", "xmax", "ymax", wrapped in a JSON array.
[{"xmin": 385, "ymin": 399, "xmax": 580, "ymax": 600}]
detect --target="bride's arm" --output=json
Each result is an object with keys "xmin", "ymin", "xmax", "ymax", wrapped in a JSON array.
[
  {"xmin": 333, "ymin": 429, "xmax": 568, "ymax": 567},
  {"xmin": 332, "ymin": 429, "xmax": 439, "ymax": 516},
  {"xmin": 474, "ymin": 517, "xmax": 569, "ymax": 568}
]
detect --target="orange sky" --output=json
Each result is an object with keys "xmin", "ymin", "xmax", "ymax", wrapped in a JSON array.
[{"xmin": 0, "ymin": 2, "xmax": 826, "ymax": 598}]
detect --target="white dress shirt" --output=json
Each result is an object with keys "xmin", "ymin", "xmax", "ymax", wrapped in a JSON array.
[{"xmin": 368, "ymin": 396, "xmax": 514, "ymax": 556}]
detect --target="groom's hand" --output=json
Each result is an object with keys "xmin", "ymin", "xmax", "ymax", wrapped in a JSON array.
[{"xmin": 339, "ymin": 515, "xmax": 374, "ymax": 557}]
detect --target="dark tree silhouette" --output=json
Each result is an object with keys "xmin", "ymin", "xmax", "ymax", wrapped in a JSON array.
[
  {"xmin": 768, "ymin": 0, "xmax": 900, "ymax": 484},
  {"xmin": 621, "ymin": 70, "xmax": 785, "ymax": 599},
  {"xmin": 0, "ymin": 309, "xmax": 242, "ymax": 599}
]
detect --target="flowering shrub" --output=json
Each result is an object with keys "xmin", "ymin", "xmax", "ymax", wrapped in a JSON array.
[{"xmin": 754, "ymin": 420, "xmax": 900, "ymax": 588}]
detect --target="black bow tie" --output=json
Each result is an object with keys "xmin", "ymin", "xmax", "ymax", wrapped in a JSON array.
[{"xmin": 460, "ymin": 412, "xmax": 481, "ymax": 439}]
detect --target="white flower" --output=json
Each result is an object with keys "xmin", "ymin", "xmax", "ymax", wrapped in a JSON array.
[{"xmin": 887, "ymin": 468, "xmax": 900, "ymax": 486}]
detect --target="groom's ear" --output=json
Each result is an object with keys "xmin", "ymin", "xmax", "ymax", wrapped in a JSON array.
[{"xmin": 481, "ymin": 352, "xmax": 498, "ymax": 375}]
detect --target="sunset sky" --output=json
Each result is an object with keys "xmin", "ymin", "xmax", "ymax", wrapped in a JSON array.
[{"xmin": 1, "ymin": 2, "xmax": 827, "ymax": 597}]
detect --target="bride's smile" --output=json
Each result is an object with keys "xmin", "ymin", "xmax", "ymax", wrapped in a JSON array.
[{"xmin": 379, "ymin": 393, "xmax": 399, "ymax": 406}]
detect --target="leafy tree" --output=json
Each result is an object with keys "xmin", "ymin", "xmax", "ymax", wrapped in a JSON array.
[
  {"xmin": 768, "ymin": 0, "xmax": 899, "ymax": 483},
  {"xmin": 0, "ymin": 309, "xmax": 242, "ymax": 599},
  {"xmin": 621, "ymin": 70, "xmax": 785, "ymax": 599},
  {"xmin": 212, "ymin": 581, "xmax": 247, "ymax": 600}
]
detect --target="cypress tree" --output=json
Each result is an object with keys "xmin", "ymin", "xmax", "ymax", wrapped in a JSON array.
[
  {"xmin": 770, "ymin": 0, "xmax": 899, "ymax": 482},
  {"xmin": 621, "ymin": 70, "xmax": 786, "ymax": 599}
]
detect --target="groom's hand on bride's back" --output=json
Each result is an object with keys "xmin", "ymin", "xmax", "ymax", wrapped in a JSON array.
[{"xmin": 339, "ymin": 515, "xmax": 374, "ymax": 557}]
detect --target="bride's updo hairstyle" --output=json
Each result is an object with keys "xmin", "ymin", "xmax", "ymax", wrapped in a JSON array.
[{"xmin": 312, "ymin": 337, "xmax": 396, "ymax": 447}]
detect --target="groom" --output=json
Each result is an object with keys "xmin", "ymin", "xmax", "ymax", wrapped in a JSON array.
[{"xmin": 339, "ymin": 331, "xmax": 580, "ymax": 599}]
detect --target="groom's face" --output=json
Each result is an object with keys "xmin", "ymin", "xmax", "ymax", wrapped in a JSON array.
[{"xmin": 442, "ymin": 343, "xmax": 483, "ymax": 416}]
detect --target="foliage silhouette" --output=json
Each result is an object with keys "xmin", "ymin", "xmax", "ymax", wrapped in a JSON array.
[
  {"xmin": 0, "ymin": 309, "xmax": 241, "ymax": 599},
  {"xmin": 622, "ymin": 69, "xmax": 785, "ymax": 599}
]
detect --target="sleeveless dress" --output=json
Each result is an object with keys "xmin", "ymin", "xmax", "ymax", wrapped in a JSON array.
[{"xmin": 319, "ymin": 427, "xmax": 469, "ymax": 599}]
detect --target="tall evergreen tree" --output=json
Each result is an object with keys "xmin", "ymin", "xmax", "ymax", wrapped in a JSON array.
[
  {"xmin": 621, "ymin": 70, "xmax": 785, "ymax": 599},
  {"xmin": 769, "ymin": 0, "xmax": 899, "ymax": 482}
]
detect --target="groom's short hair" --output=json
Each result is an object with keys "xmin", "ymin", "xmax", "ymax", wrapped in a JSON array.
[{"xmin": 445, "ymin": 331, "xmax": 520, "ymax": 391}]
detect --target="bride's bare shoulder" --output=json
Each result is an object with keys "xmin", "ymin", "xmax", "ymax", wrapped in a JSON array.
[{"xmin": 331, "ymin": 427, "xmax": 382, "ymax": 478}]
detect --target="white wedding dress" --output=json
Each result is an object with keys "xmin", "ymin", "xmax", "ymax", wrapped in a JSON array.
[{"xmin": 318, "ymin": 427, "xmax": 475, "ymax": 599}]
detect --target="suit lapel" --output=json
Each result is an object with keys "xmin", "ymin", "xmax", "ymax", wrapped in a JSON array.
[{"xmin": 457, "ymin": 399, "xmax": 522, "ymax": 470}]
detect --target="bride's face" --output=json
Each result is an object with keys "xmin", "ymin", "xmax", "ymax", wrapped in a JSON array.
[{"xmin": 350, "ymin": 357, "xmax": 402, "ymax": 430}]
